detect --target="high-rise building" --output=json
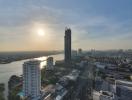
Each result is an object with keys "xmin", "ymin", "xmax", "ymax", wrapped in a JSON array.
[
  {"xmin": 46, "ymin": 57, "xmax": 54, "ymax": 70},
  {"xmin": 64, "ymin": 27, "xmax": 71, "ymax": 63},
  {"xmin": 23, "ymin": 60, "xmax": 41, "ymax": 100}
]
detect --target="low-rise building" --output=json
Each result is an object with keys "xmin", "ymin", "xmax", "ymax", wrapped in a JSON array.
[{"xmin": 93, "ymin": 91, "xmax": 114, "ymax": 100}]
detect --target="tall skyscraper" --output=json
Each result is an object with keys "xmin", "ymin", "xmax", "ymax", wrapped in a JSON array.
[
  {"xmin": 23, "ymin": 60, "xmax": 41, "ymax": 100},
  {"xmin": 64, "ymin": 27, "xmax": 71, "ymax": 63}
]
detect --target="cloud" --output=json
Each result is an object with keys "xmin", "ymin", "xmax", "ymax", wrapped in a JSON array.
[{"xmin": 0, "ymin": 0, "xmax": 132, "ymax": 51}]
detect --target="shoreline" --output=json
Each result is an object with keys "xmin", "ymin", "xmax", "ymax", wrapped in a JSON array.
[{"xmin": 0, "ymin": 53, "xmax": 61, "ymax": 64}]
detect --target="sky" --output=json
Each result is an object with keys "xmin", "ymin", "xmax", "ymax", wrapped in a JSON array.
[{"xmin": 0, "ymin": 0, "xmax": 132, "ymax": 51}]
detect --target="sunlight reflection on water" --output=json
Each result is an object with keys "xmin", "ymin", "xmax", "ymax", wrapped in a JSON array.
[{"xmin": 35, "ymin": 56, "xmax": 47, "ymax": 69}]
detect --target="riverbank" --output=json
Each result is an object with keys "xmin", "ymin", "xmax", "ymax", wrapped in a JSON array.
[{"xmin": 0, "ymin": 51, "xmax": 62, "ymax": 64}]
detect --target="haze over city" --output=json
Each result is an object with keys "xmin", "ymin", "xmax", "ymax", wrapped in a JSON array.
[
  {"xmin": 0, "ymin": 0, "xmax": 132, "ymax": 51},
  {"xmin": 1, "ymin": 1, "xmax": 132, "ymax": 100}
]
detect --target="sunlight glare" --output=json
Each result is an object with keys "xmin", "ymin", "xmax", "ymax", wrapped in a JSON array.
[{"xmin": 37, "ymin": 29, "xmax": 45, "ymax": 36}]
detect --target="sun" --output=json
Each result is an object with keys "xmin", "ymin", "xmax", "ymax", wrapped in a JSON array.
[{"xmin": 37, "ymin": 29, "xmax": 45, "ymax": 36}]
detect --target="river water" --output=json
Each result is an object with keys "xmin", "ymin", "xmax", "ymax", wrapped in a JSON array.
[{"xmin": 0, "ymin": 54, "xmax": 64, "ymax": 100}]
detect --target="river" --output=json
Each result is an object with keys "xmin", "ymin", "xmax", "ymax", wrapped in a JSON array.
[{"xmin": 0, "ymin": 53, "xmax": 64, "ymax": 100}]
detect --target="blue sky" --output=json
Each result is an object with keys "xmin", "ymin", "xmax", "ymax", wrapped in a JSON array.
[{"xmin": 0, "ymin": 0, "xmax": 132, "ymax": 51}]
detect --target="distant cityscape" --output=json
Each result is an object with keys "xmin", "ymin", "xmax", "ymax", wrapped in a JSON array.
[
  {"xmin": 1, "ymin": 0, "xmax": 132, "ymax": 100},
  {"xmin": 0, "ymin": 28, "xmax": 132, "ymax": 100}
]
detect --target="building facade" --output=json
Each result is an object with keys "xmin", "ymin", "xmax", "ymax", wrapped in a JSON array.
[
  {"xmin": 46, "ymin": 57, "xmax": 54, "ymax": 70},
  {"xmin": 64, "ymin": 28, "xmax": 71, "ymax": 63},
  {"xmin": 23, "ymin": 60, "xmax": 41, "ymax": 99}
]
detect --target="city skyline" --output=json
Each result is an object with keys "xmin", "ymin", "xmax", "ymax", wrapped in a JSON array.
[{"xmin": 0, "ymin": 0, "xmax": 132, "ymax": 51}]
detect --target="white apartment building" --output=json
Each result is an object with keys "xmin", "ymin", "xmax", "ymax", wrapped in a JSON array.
[{"xmin": 23, "ymin": 60, "xmax": 41, "ymax": 99}]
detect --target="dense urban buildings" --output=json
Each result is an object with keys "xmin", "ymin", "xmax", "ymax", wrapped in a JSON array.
[
  {"xmin": 23, "ymin": 60, "xmax": 41, "ymax": 100},
  {"xmin": 64, "ymin": 27, "xmax": 72, "ymax": 63},
  {"xmin": 0, "ymin": 0, "xmax": 132, "ymax": 100},
  {"xmin": 1, "ymin": 28, "xmax": 132, "ymax": 100}
]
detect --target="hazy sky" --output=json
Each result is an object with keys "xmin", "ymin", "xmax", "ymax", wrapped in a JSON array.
[{"xmin": 0, "ymin": 0, "xmax": 132, "ymax": 51}]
